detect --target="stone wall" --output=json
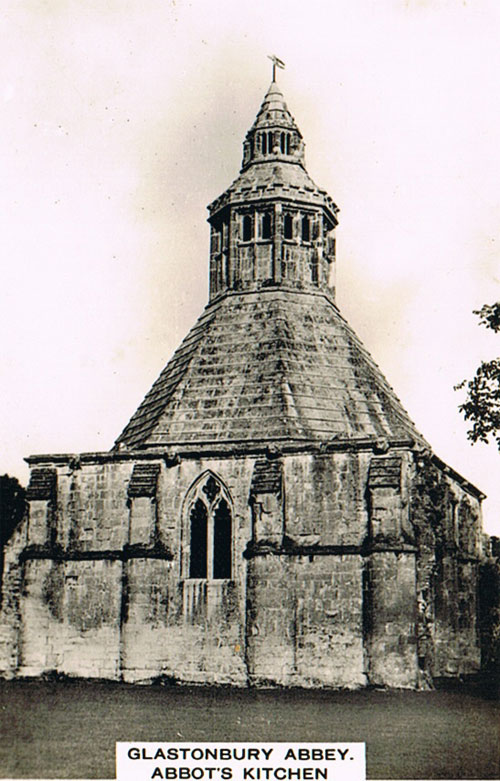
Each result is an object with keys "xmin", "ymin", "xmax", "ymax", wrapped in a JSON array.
[
  {"xmin": 1, "ymin": 455, "xmax": 255, "ymax": 685},
  {"xmin": 364, "ymin": 552, "xmax": 418, "ymax": 687},
  {"xmin": 411, "ymin": 455, "xmax": 482, "ymax": 679},
  {"xmin": 284, "ymin": 452, "xmax": 369, "ymax": 546},
  {"xmin": 246, "ymin": 554, "xmax": 365, "ymax": 688},
  {"xmin": 0, "ymin": 520, "xmax": 27, "ymax": 677},
  {"xmin": 15, "ymin": 554, "xmax": 122, "ymax": 679},
  {"xmin": 0, "ymin": 446, "xmax": 485, "ymax": 688},
  {"xmin": 479, "ymin": 537, "xmax": 500, "ymax": 676}
]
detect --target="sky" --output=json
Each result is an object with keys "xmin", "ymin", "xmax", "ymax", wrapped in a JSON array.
[{"xmin": 1, "ymin": 0, "xmax": 500, "ymax": 534}]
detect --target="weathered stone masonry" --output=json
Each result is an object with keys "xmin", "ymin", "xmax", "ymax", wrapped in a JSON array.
[
  {"xmin": 0, "ymin": 78, "xmax": 485, "ymax": 688},
  {"xmin": 0, "ymin": 443, "xmax": 483, "ymax": 688}
]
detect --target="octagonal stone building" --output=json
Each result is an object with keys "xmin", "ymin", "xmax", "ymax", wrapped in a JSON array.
[{"xmin": 0, "ymin": 79, "xmax": 485, "ymax": 688}]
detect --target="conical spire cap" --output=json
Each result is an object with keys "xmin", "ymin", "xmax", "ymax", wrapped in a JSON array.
[
  {"xmin": 241, "ymin": 81, "xmax": 305, "ymax": 170},
  {"xmin": 251, "ymin": 81, "xmax": 298, "ymax": 131}
]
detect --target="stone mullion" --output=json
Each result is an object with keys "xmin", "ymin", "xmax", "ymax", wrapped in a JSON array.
[
  {"xmin": 207, "ymin": 503, "xmax": 215, "ymax": 579},
  {"xmin": 209, "ymin": 226, "xmax": 219, "ymax": 301},
  {"xmin": 311, "ymin": 213, "xmax": 321, "ymax": 287},
  {"xmin": 229, "ymin": 210, "xmax": 238, "ymax": 289},
  {"xmin": 252, "ymin": 212, "xmax": 257, "ymax": 282},
  {"xmin": 273, "ymin": 202, "xmax": 282, "ymax": 283}
]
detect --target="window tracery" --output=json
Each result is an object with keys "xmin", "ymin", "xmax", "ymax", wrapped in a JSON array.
[{"xmin": 184, "ymin": 473, "xmax": 232, "ymax": 580}]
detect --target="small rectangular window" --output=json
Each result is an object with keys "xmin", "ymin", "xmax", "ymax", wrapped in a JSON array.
[
  {"xmin": 242, "ymin": 215, "xmax": 253, "ymax": 242},
  {"xmin": 261, "ymin": 213, "xmax": 272, "ymax": 239},
  {"xmin": 302, "ymin": 215, "xmax": 310, "ymax": 242}
]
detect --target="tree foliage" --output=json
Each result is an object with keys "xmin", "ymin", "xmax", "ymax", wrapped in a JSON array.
[
  {"xmin": 0, "ymin": 474, "xmax": 26, "ymax": 546},
  {"xmin": 475, "ymin": 303, "xmax": 500, "ymax": 333},
  {"xmin": 457, "ymin": 303, "xmax": 500, "ymax": 450}
]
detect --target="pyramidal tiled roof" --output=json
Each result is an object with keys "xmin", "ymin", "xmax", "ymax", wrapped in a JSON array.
[
  {"xmin": 113, "ymin": 80, "xmax": 429, "ymax": 453},
  {"xmin": 208, "ymin": 159, "xmax": 337, "ymax": 217},
  {"xmin": 114, "ymin": 290, "xmax": 427, "ymax": 451}
]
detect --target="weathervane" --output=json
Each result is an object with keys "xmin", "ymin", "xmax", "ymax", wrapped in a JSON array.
[{"xmin": 267, "ymin": 54, "xmax": 285, "ymax": 82}]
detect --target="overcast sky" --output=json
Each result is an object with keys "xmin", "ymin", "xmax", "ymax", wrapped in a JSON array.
[{"xmin": 2, "ymin": 0, "xmax": 500, "ymax": 534}]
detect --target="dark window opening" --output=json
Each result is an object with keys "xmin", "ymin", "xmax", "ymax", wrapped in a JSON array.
[
  {"xmin": 186, "ymin": 475, "xmax": 233, "ymax": 581},
  {"xmin": 284, "ymin": 214, "xmax": 293, "ymax": 239},
  {"xmin": 189, "ymin": 499, "xmax": 208, "ymax": 578},
  {"xmin": 261, "ymin": 212, "xmax": 272, "ymax": 239},
  {"xmin": 311, "ymin": 260, "xmax": 318, "ymax": 284},
  {"xmin": 280, "ymin": 132, "xmax": 290, "ymax": 154},
  {"xmin": 242, "ymin": 214, "xmax": 252, "ymax": 241},
  {"xmin": 268, "ymin": 131, "xmax": 273, "ymax": 153},
  {"xmin": 213, "ymin": 498, "xmax": 232, "ymax": 579},
  {"xmin": 261, "ymin": 133, "xmax": 267, "ymax": 154},
  {"xmin": 302, "ymin": 215, "xmax": 310, "ymax": 242}
]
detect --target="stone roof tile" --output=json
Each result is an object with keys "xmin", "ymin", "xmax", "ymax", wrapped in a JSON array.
[
  {"xmin": 128, "ymin": 463, "xmax": 161, "ymax": 498},
  {"xmin": 114, "ymin": 290, "xmax": 428, "ymax": 451},
  {"xmin": 26, "ymin": 468, "xmax": 57, "ymax": 500}
]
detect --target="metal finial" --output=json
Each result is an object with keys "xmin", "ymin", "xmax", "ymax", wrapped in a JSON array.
[{"xmin": 267, "ymin": 54, "xmax": 285, "ymax": 82}]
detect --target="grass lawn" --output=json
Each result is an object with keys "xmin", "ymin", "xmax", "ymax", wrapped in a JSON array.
[{"xmin": 0, "ymin": 679, "xmax": 498, "ymax": 780}]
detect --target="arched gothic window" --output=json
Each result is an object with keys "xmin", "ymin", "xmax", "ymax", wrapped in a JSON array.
[
  {"xmin": 213, "ymin": 498, "xmax": 231, "ymax": 578},
  {"xmin": 185, "ymin": 474, "xmax": 232, "ymax": 580},
  {"xmin": 189, "ymin": 499, "xmax": 208, "ymax": 578},
  {"xmin": 284, "ymin": 213, "xmax": 293, "ymax": 240},
  {"xmin": 242, "ymin": 214, "xmax": 253, "ymax": 242}
]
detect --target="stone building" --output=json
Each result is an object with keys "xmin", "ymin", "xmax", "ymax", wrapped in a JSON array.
[{"xmin": 0, "ymin": 79, "xmax": 485, "ymax": 688}]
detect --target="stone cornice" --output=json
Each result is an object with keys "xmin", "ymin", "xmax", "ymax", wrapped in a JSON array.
[
  {"xmin": 26, "ymin": 436, "xmax": 416, "ymax": 467},
  {"xmin": 20, "ymin": 542, "xmax": 174, "ymax": 563},
  {"xmin": 25, "ymin": 436, "xmax": 484, "ymax": 502}
]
